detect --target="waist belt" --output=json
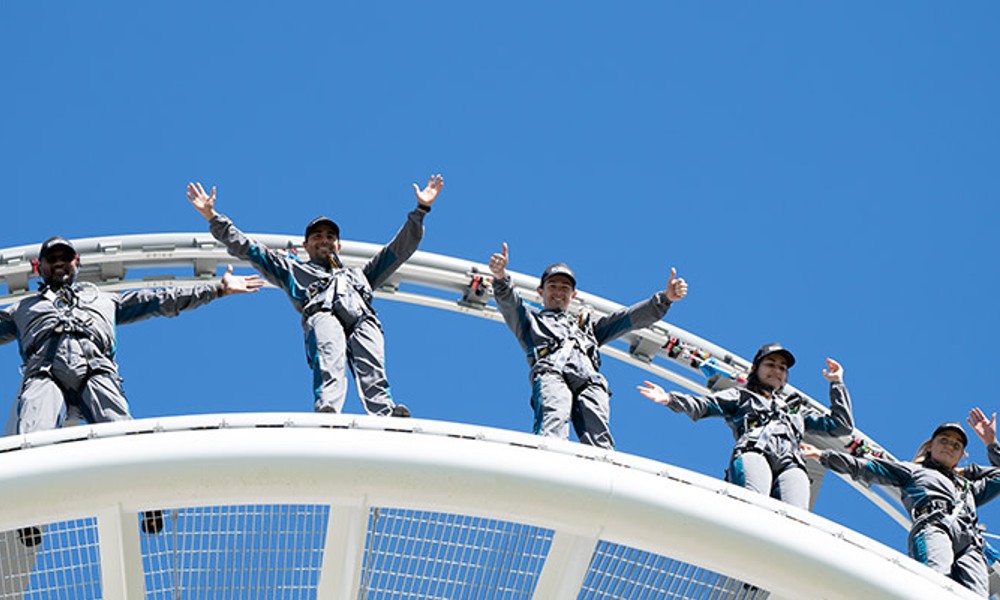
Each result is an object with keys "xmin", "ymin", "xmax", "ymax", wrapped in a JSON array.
[{"xmin": 913, "ymin": 499, "xmax": 953, "ymax": 519}]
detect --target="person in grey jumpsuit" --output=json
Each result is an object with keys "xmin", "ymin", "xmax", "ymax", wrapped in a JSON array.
[
  {"xmin": 0, "ymin": 236, "xmax": 261, "ymax": 540},
  {"xmin": 803, "ymin": 419, "xmax": 1000, "ymax": 598},
  {"xmin": 639, "ymin": 343, "xmax": 854, "ymax": 509},
  {"xmin": 0, "ymin": 236, "xmax": 262, "ymax": 434},
  {"xmin": 187, "ymin": 176, "xmax": 443, "ymax": 417},
  {"xmin": 487, "ymin": 243, "xmax": 688, "ymax": 448}
]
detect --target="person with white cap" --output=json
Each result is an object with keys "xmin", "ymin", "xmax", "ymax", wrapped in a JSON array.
[
  {"xmin": 187, "ymin": 175, "xmax": 443, "ymax": 417},
  {"xmin": 488, "ymin": 243, "xmax": 687, "ymax": 448},
  {"xmin": 0, "ymin": 235, "xmax": 262, "ymax": 435},
  {"xmin": 639, "ymin": 343, "xmax": 854, "ymax": 509},
  {"xmin": 803, "ymin": 419, "xmax": 1000, "ymax": 598}
]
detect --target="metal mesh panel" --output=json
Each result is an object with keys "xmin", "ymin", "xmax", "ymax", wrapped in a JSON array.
[
  {"xmin": 360, "ymin": 507, "xmax": 553, "ymax": 600},
  {"xmin": 580, "ymin": 540, "xmax": 770, "ymax": 600},
  {"xmin": 0, "ymin": 519, "xmax": 101, "ymax": 600},
  {"xmin": 141, "ymin": 504, "xmax": 328, "ymax": 600}
]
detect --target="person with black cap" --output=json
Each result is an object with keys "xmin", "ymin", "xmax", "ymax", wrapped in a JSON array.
[
  {"xmin": 802, "ymin": 420, "xmax": 1000, "ymax": 598},
  {"xmin": 187, "ymin": 175, "xmax": 443, "ymax": 417},
  {"xmin": 638, "ymin": 343, "xmax": 854, "ymax": 509},
  {"xmin": 487, "ymin": 243, "xmax": 688, "ymax": 448},
  {"xmin": 0, "ymin": 236, "xmax": 262, "ymax": 434}
]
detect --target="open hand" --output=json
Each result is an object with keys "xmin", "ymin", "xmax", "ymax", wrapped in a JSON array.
[
  {"xmin": 220, "ymin": 264, "xmax": 264, "ymax": 296},
  {"xmin": 414, "ymin": 174, "xmax": 444, "ymax": 207},
  {"xmin": 800, "ymin": 442, "xmax": 823, "ymax": 461},
  {"xmin": 637, "ymin": 380, "xmax": 672, "ymax": 406},
  {"xmin": 187, "ymin": 182, "xmax": 217, "ymax": 221},
  {"xmin": 968, "ymin": 407, "xmax": 997, "ymax": 446}
]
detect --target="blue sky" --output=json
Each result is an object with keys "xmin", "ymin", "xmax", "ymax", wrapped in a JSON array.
[{"xmin": 2, "ymin": 2, "xmax": 998, "ymax": 559}]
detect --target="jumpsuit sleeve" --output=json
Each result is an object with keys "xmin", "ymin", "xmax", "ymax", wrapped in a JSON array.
[
  {"xmin": 819, "ymin": 449, "xmax": 913, "ymax": 488},
  {"xmin": 115, "ymin": 283, "xmax": 221, "ymax": 325},
  {"xmin": 491, "ymin": 274, "xmax": 536, "ymax": 355},
  {"xmin": 803, "ymin": 381, "xmax": 855, "ymax": 436},
  {"xmin": 362, "ymin": 207, "xmax": 427, "ymax": 290},
  {"xmin": 0, "ymin": 306, "xmax": 16, "ymax": 346},
  {"xmin": 665, "ymin": 388, "xmax": 737, "ymax": 422},
  {"xmin": 966, "ymin": 464, "xmax": 1000, "ymax": 506},
  {"xmin": 592, "ymin": 291, "xmax": 671, "ymax": 346},
  {"xmin": 209, "ymin": 213, "xmax": 308, "ymax": 302},
  {"xmin": 987, "ymin": 441, "xmax": 1000, "ymax": 468}
]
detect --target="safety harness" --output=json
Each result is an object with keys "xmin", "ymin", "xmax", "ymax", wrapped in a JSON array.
[{"xmin": 528, "ymin": 309, "xmax": 601, "ymax": 371}]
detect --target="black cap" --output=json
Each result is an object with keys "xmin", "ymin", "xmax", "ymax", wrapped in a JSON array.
[
  {"xmin": 39, "ymin": 236, "xmax": 76, "ymax": 260},
  {"xmin": 932, "ymin": 422, "xmax": 968, "ymax": 448},
  {"xmin": 540, "ymin": 262, "xmax": 576, "ymax": 287},
  {"xmin": 304, "ymin": 216, "xmax": 340, "ymax": 239},
  {"xmin": 751, "ymin": 343, "xmax": 796, "ymax": 369}
]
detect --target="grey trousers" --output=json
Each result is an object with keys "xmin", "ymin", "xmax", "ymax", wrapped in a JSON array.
[
  {"xmin": 727, "ymin": 449, "xmax": 811, "ymax": 510},
  {"xmin": 306, "ymin": 312, "xmax": 394, "ymax": 416},
  {"xmin": 530, "ymin": 370, "xmax": 614, "ymax": 449},
  {"xmin": 15, "ymin": 372, "xmax": 131, "ymax": 434},
  {"xmin": 910, "ymin": 522, "xmax": 989, "ymax": 598}
]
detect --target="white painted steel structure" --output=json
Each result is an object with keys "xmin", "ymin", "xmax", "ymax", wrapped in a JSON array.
[{"xmin": 0, "ymin": 414, "xmax": 981, "ymax": 599}]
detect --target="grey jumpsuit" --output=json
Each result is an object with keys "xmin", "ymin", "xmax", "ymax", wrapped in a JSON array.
[
  {"xmin": 0, "ymin": 282, "xmax": 222, "ymax": 433},
  {"xmin": 819, "ymin": 446, "xmax": 1000, "ymax": 597},
  {"xmin": 666, "ymin": 383, "xmax": 854, "ymax": 509},
  {"xmin": 492, "ymin": 275, "xmax": 672, "ymax": 448},
  {"xmin": 209, "ymin": 207, "xmax": 427, "ymax": 415}
]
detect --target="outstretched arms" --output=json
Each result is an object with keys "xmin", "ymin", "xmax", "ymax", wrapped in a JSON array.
[
  {"xmin": 804, "ymin": 358, "xmax": 854, "ymax": 436},
  {"xmin": 116, "ymin": 267, "xmax": 261, "ymax": 326}
]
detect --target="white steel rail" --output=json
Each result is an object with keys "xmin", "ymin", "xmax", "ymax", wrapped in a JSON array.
[
  {"xmin": 0, "ymin": 414, "xmax": 980, "ymax": 600},
  {"xmin": 0, "ymin": 233, "xmax": 906, "ymax": 525}
]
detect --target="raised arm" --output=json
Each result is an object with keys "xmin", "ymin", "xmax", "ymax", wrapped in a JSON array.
[
  {"xmin": 804, "ymin": 358, "xmax": 854, "ymax": 436},
  {"xmin": 591, "ymin": 267, "xmax": 686, "ymax": 346},
  {"xmin": 363, "ymin": 175, "xmax": 444, "ymax": 289},
  {"xmin": 187, "ymin": 182, "xmax": 218, "ymax": 221},
  {"xmin": 488, "ymin": 242, "xmax": 509, "ymax": 281},
  {"xmin": 487, "ymin": 243, "xmax": 535, "ymax": 353},
  {"xmin": 187, "ymin": 181, "xmax": 305, "ymax": 300},
  {"xmin": 413, "ymin": 174, "xmax": 444, "ymax": 209},
  {"xmin": 968, "ymin": 407, "xmax": 1000, "ymax": 467}
]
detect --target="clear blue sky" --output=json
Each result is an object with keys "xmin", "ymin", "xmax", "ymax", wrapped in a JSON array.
[{"xmin": 2, "ymin": 2, "xmax": 997, "ymax": 558}]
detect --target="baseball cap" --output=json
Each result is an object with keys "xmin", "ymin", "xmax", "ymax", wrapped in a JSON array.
[
  {"xmin": 752, "ymin": 343, "xmax": 796, "ymax": 369},
  {"xmin": 39, "ymin": 236, "xmax": 76, "ymax": 260},
  {"xmin": 304, "ymin": 216, "xmax": 340, "ymax": 239},
  {"xmin": 932, "ymin": 422, "xmax": 968, "ymax": 448},
  {"xmin": 540, "ymin": 263, "xmax": 576, "ymax": 287}
]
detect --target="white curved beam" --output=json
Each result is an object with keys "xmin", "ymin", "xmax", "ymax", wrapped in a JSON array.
[{"xmin": 0, "ymin": 415, "xmax": 979, "ymax": 600}]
